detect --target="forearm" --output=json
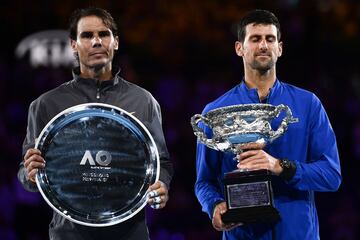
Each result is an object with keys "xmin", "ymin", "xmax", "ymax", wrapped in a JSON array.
[
  {"xmin": 195, "ymin": 180, "xmax": 224, "ymax": 218},
  {"xmin": 287, "ymin": 95, "xmax": 342, "ymax": 192},
  {"xmin": 159, "ymin": 157, "xmax": 173, "ymax": 189},
  {"xmin": 287, "ymin": 157, "xmax": 341, "ymax": 192}
]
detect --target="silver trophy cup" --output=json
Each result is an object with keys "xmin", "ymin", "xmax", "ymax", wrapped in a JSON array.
[{"xmin": 191, "ymin": 104, "xmax": 298, "ymax": 224}]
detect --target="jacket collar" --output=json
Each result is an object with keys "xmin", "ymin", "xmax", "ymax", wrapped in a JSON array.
[
  {"xmin": 239, "ymin": 78, "xmax": 281, "ymax": 103},
  {"xmin": 72, "ymin": 66, "xmax": 121, "ymax": 87}
]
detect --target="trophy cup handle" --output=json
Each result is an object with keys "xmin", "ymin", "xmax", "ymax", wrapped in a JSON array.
[
  {"xmin": 270, "ymin": 104, "xmax": 299, "ymax": 141},
  {"xmin": 191, "ymin": 114, "xmax": 219, "ymax": 150}
]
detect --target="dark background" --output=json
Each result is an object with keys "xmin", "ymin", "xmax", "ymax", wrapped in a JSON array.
[{"xmin": 0, "ymin": 0, "xmax": 359, "ymax": 239}]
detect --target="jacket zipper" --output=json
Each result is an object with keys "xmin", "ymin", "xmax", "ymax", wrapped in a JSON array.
[
  {"xmin": 257, "ymin": 88, "xmax": 272, "ymax": 103},
  {"xmin": 96, "ymin": 80, "xmax": 101, "ymax": 100}
]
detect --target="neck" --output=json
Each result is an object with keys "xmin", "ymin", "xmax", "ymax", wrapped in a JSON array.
[
  {"xmin": 79, "ymin": 63, "xmax": 113, "ymax": 81},
  {"xmin": 244, "ymin": 66, "xmax": 276, "ymax": 101}
]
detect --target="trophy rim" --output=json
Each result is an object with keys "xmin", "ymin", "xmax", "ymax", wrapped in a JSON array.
[
  {"xmin": 35, "ymin": 103, "xmax": 160, "ymax": 227},
  {"xmin": 205, "ymin": 103, "xmax": 276, "ymax": 118}
]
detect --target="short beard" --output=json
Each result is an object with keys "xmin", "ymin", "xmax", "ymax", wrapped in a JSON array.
[
  {"xmin": 91, "ymin": 63, "xmax": 106, "ymax": 72},
  {"xmin": 250, "ymin": 59, "xmax": 275, "ymax": 75},
  {"xmin": 84, "ymin": 56, "xmax": 112, "ymax": 72},
  {"xmin": 89, "ymin": 63, "xmax": 108, "ymax": 79},
  {"xmin": 89, "ymin": 59, "xmax": 111, "ymax": 72}
]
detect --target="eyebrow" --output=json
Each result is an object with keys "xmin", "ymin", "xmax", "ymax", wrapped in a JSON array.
[
  {"xmin": 79, "ymin": 31, "xmax": 93, "ymax": 38},
  {"xmin": 99, "ymin": 30, "xmax": 111, "ymax": 36},
  {"xmin": 79, "ymin": 30, "xmax": 111, "ymax": 38},
  {"xmin": 249, "ymin": 34, "xmax": 276, "ymax": 39}
]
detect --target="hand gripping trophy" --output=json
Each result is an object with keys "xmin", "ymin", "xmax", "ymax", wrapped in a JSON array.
[{"xmin": 191, "ymin": 103, "xmax": 298, "ymax": 224}]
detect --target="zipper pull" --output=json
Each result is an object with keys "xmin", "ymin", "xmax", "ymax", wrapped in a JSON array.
[{"xmin": 96, "ymin": 80, "xmax": 101, "ymax": 100}]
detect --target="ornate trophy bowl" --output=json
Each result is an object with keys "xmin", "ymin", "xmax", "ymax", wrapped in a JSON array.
[
  {"xmin": 35, "ymin": 103, "xmax": 159, "ymax": 227},
  {"xmin": 191, "ymin": 104, "xmax": 298, "ymax": 224}
]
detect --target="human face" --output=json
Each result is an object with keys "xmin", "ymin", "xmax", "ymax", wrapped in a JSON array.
[
  {"xmin": 235, "ymin": 24, "xmax": 282, "ymax": 73},
  {"xmin": 71, "ymin": 15, "xmax": 118, "ymax": 71}
]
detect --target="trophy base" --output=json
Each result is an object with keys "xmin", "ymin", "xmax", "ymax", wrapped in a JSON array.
[
  {"xmin": 222, "ymin": 169, "xmax": 280, "ymax": 225},
  {"xmin": 221, "ymin": 205, "xmax": 280, "ymax": 224}
]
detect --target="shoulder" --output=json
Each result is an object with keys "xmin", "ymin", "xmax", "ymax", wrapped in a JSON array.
[
  {"xmin": 280, "ymin": 82, "xmax": 320, "ymax": 103},
  {"xmin": 279, "ymin": 81, "xmax": 325, "ymax": 120},
  {"xmin": 35, "ymin": 81, "xmax": 73, "ymax": 102},
  {"xmin": 121, "ymin": 79, "xmax": 159, "ymax": 105},
  {"xmin": 281, "ymin": 82, "xmax": 313, "ymax": 97},
  {"xmin": 29, "ymin": 82, "xmax": 67, "ymax": 107}
]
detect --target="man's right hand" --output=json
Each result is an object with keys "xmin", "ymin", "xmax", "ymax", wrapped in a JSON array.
[
  {"xmin": 23, "ymin": 148, "xmax": 45, "ymax": 183},
  {"xmin": 212, "ymin": 201, "xmax": 243, "ymax": 231}
]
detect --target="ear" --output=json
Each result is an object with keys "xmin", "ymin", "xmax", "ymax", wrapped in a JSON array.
[
  {"xmin": 278, "ymin": 41, "xmax": 283, "ymax": 57},
  {"xmin": 70, "ymin": 39, "xmax": 78, "ymax": 53},
  {"xmin": 235, "ymin": 41, "xmax": 243, "ymax": 57},
  {"xmin": 114, "ymin": 36, "xmax": 119, "ymax": 50}
]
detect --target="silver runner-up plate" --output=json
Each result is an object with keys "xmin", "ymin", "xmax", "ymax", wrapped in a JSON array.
[{"xmin": 35, "ymin": 103, "xmax": 159, "ymax": 227}]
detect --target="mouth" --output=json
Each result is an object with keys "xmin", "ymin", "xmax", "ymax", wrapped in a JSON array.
[
  {"xmin": 255, "ymin": 53, "xmax": 271, "ymax": 57},
  {"xmin": 89, "ymin": 51, "xmax": 107, "ymax": 57},
  {"xmin": 255, "ymin": 55, "xmax": 271, "ymax": 61}
]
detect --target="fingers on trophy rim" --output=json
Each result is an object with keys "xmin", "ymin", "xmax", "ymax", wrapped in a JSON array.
[
  {"xmin": 148, "ymin": 190, "xmax": 159, "ymax": 198},
  {"xmin": 154, "ymin": 196, "xmax": 161, "ymax": 204}
]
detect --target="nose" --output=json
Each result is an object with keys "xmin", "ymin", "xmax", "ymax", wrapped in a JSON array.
[
  {"xmin": 91, "ymin": 36, "xmax": 102, "ymax": 48},
  {"xmin": 259, "ymin": 39, "xmax": 268, "ymax": 50}
]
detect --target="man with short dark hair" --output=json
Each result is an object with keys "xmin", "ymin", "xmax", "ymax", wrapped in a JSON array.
[
  {"xmin": 195, "ymin": 9, "xmax": 341, "ymax": 239},
  {"xmin": 18, "ymin": 7, "xmax": 173, "ymax": 240}
]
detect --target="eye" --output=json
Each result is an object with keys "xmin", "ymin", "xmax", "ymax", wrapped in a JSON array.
[
  {"xmin": 80, "ymin": 32, "xmax": 93, "ymax": 39},
  {"xmin": 266, "ymin": 36, "xmax": 276, "ymax": 42},
  {"xmin": 251, "ymin": 37, "xmax": 260, "ymax": 42},
  {"xmin": 99, "ymin": 31, "xmax": 111, "ymax": 37}
]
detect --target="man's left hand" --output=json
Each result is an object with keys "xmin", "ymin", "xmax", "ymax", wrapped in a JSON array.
[{"xmin": 147, "ymin": 181, "xmax": 169, "ymax": 209}]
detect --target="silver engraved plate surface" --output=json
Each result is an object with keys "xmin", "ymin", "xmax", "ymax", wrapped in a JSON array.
[
  {"xmin": 35, "ymin": 103, "xmax": 159, "ymax": 227},
  {"xmin": 227, "ymin": 181, "xmax": 271, "ymax": 209},
  {"xmin": 191, "ymin": 104, "xmax": 299, "ymax": 153}
]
